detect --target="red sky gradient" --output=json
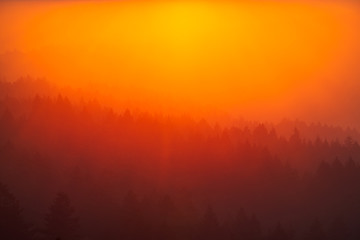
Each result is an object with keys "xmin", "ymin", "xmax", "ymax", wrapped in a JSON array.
[{"xmin": 0, "ymin": 0, "xmax": 359, "ymax": 127}]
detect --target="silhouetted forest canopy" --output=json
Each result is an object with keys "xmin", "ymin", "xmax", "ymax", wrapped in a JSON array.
[{"xmin": 1, "ymin": 79, "xmax": 360, "ymax": 240}]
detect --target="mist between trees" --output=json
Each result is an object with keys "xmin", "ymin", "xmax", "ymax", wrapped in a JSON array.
[{"xmin": 1, "ymin": 79, "xmax": 360, "ymax": 240}]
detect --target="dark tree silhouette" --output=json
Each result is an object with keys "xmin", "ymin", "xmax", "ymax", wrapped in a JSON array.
[
  {"xmin": 305, "ymin": 219, "xmax": 327, "ymax": 240},
  {"xmin": 328, "ymin": 217, "xmax": 348, "ymax": 240},
  {"xmin": 157, "ymin": 195, "xmax": 178, "ymax": 240},
  {"xmin": 0, "ymin": 80, "xmax": 360, "ymax": 240},
  {"xmin": 267, "ymin": 223, "xmax": 293, "ymax": 240},
  {"xmin": 230, "ymin": 208, "xmax": 249, "ymax": 240},
  {"xmin": 289, "ymin": 128, "xmax": 301, "ymax": 146},
  {"xmin": 198, "ymin": 206, "xmax": 222, "ymax": 240},
  {"xmin": 44, "ymin": 192, "xmax": 79, "ymax": 240},
  {"xmin": 119, "ymin": 190, "xmax": 143, "ymax": 240},
  {"xmin": 0, "ymin": 182, "xmax": 33, "ymax": 240},
  {"xmin": 229, "ymin": 209, "xmax": 262, "ymax": 240},
  {"xmin": 248, "ymin": 214, "xmax": 263, "ymax": 240}
]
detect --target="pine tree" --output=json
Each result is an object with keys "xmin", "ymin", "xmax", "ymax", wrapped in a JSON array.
[
  {"xmin": 306, "ymin": 219, "xmax": 327, "ymax": 240},
  {"xmin": 0, "ymin": 182, "xmax": 33, "ymax": 240},
  {"xmin": 44, "ymin": 192, "xmax": 79, "ymax": 240},
  {"xmin": 328, "ymin": 217, "xmax": 348, "ymax": 240},
  {"xmin": 267, "ymin": 222, "xmax": 292, "ymax": 240},
  {"xmin": 119, "ymin": 190, "xmax": 142, "ymax": 240},
  {"xmin": 157, "ymin": 195, "xmax": 177, "ymax": 240},
  {"xmin": 249, "ymin": 214, "xmax": 262, "ymax": 240},
  {"xmin": 198, "ymin": 206, "xmax": 221, "ymax": 240}
]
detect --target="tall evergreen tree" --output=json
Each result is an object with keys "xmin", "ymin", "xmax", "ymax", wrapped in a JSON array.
[
  {"xmin": 305, "ymin": 219, "xmax": 327, "ymax": 240},
  {"xmin": 157, "ymin": 195, "xmax": 177, "ymax": 240},
  {"xmin": 0, "ymin": 182, "xmax": 33, "ymax": 240},
  {"xmin": 248, "ymin": 214, "xmax": 262, "ymax": 240},
  {"xmin": 44, "ymin": 192, "xmax": 79, "ymax": 240},
  {"xmin": 267, "ymin": 222, "xmax": 292, "ymax": 240},
  {"xmin": 119, "ymin": 190, "xmax": 142, "ymax": 240},
  {"xmin": 328, "ymin": 217, "xmax": 348, "ymax": 240},
  {"xmin": 198, "ymin": 206, "xmax": 221, "ymax": 240},
  {"xmin": 230, "ymin": 209, "xmax": 262, "ymax": 240}
]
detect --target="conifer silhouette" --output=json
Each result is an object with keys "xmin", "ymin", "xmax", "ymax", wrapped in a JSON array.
[
  {"xmin": 199, "ymin": 206, "xmax": 221, "ymax": 240},
  {"xmin": 44, "ymin": 192, "xmax": 79, "ymax": 240},
  {"xmin": 0, "ymin": 182, "xmax": 33, "ymax": 240},
  {"xmin": 306, "ymin": 219, "xmax": 327, "ymax": 240}
]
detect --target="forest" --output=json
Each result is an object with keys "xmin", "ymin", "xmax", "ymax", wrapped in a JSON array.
[{"xmin": 1, "ymin": 79, "xmax": 360, "ymax": 240}]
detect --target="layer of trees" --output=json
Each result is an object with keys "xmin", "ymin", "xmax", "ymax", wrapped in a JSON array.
[
  {"xmin": 1, "ymin": 182, "xmax": 359, "ymax": 240},
  {"xmin": 1, "ymin": 79, "xmax": 360, "ymax": 239}
]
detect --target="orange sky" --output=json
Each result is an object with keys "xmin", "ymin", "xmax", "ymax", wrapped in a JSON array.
[{"xmin": 1, "ymin": 1, "xmax": 360, "ymax": 126}]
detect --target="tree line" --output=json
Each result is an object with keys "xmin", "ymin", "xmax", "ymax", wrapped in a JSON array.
[
  {"xmin": 1, "ymin": 182, "xmax": 358, "ymax": 240},
  {"xmin": 0, "ymin": 80, "xmax": 360, "ymax": 239}
]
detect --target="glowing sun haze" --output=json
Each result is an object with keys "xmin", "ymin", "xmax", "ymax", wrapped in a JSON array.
[{"xmin": 1, "ymin": 0, "xmax": 359, "ymax": 126}]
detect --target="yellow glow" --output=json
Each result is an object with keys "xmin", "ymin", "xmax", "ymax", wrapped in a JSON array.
[{"xmin": 0, "ymin": 1, "xmax": 359, "ymax": 120}]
